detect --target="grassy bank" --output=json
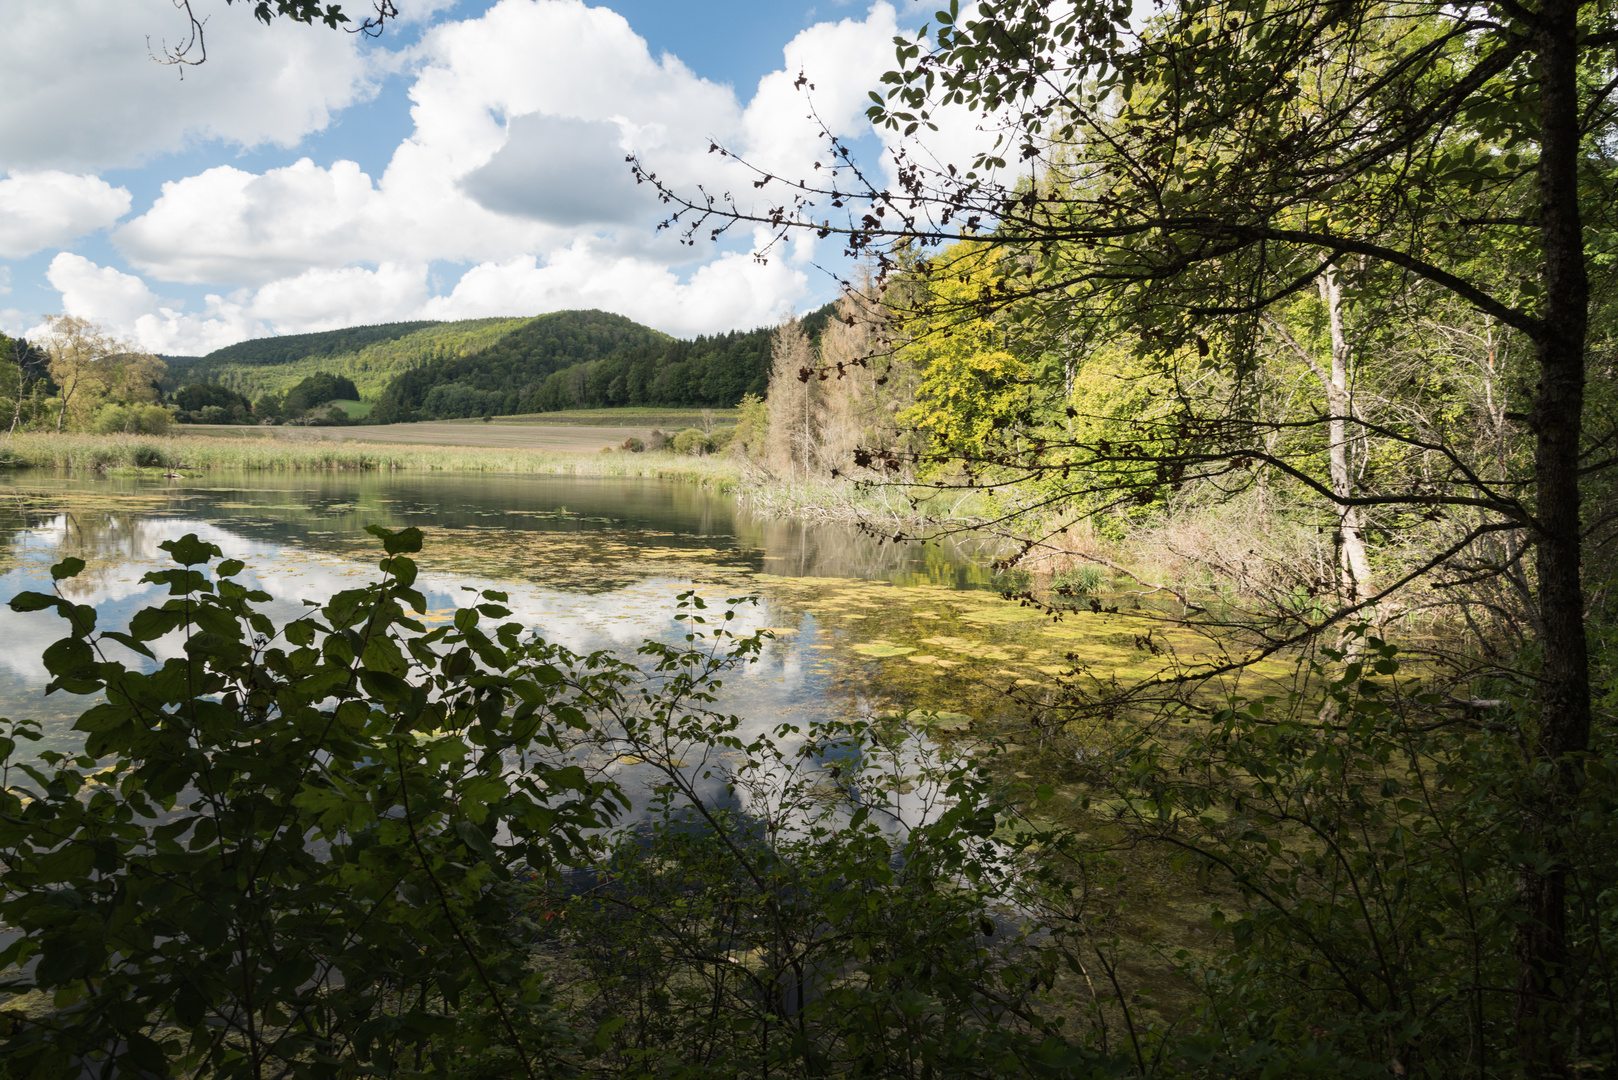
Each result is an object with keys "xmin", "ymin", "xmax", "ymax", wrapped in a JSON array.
[{"xmin": 0, "ymin": 432, "xmax": 742, "ymax": 489}]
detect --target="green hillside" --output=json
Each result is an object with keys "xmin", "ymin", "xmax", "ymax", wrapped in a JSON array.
[
  {"xmin": 373, "ymin": 304, "xmax": 837, "ymax": 422},
  {"xmin": 166, "ymin": 318, "xmax": 531, "ymax": 400},
  {"xmin": 158, "ymin": 304, "xmax": 839, "ymax": 423}
]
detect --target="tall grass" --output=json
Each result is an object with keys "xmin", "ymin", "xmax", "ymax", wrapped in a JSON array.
[
  {"xmin": 738, "ymin": 475, "xmax": 999, "ymax": 525},
  {"xmin": 0, "ymin": 432, "xmax": 742, "ymax": 488}
]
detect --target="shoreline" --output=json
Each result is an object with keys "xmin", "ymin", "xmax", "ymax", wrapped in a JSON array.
[
  {"xmin": 0, "ymin": 432, "xmax": 992, "ymax": 529},
  {"xmin": 0, "ymin": 431, "xmax": 744, "ymax": 491}
]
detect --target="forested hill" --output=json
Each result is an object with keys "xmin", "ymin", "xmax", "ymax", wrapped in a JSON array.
[
  {"xmin": 371, "ymin": 303, "xmax": 837, "ymax": 422},
  {"xmin": 177, "ymin": 321, "xmax": 444, "ymax": 370},
  {"xmin": 161, "ymin": 318, "xmax": 531, "ymax": 400},
  {"xmin": 157, "ymin": 306, "xmax": 837, "ymax": 420}
]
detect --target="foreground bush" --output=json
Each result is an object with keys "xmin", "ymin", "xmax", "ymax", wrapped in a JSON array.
[
  {"xmin": 0, "ymin": 529, "xmax": 625, "ymax": 1079},
  {"xmin": 5, "ymin": 534, "xmax": 1614, "ymax": 1077},
  {"xmin": 0, "ymin": 533, "xmax": 1088, "ymax": 1079}
]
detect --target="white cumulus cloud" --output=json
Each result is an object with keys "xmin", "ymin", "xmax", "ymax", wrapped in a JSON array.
[
  {"xmin": 0, "ymin": 172, "xmax": 131, "ymax": 257},
  {"xmin": 45, "ymin": 254, "xmax": 438, "ymax": 354},
  {"xmin": 47, "ymin": 1, "xmax": 931, "ymax": 348},
  {"xmin": 0, "ymin": 0, "xmax": 377, "ymax": 172},
  {"xmin": 420, "ymin": 231, "xmax": 808, "ymax": 336}
]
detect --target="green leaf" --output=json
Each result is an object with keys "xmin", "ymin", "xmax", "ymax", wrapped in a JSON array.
[
  {"xmin": 366, "ymin": 523, "xmax": 424, "ymax": 555},
  {"xmin": 34, "ymin": 942, "xmax": 91, "ymax": 985},
  {"xmin": 593, "ymin": 1015, "xmax": 626, "ymax": 1052},
  {"xmin": 160, "ymin": 534, "xmax": 223, "ymax": 567},
  {"xmin": 454, "ymin": 820, "xmax": 500, "ymax": 865},
  {"xmin": 41, "ymin": 637, "xmax": 94, "ymax": 677},
  {"xmin": 51, "ymin": 558, "xmax": 86, "ymax": 581},
  {"xmin": 8, "ymin": 591, "xmax": 61, "ymax": 613},
  {"xmin": 129, "ymin": 607, "xmax": 187, "ymax": 641},
  {"xmin": 98, "ymin": 631, "xmax": 156, "ymax": 659}
]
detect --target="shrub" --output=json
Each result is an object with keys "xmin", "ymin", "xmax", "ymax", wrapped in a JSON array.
[
  {"xmin": 0, "ymin": 536, "xmax": 1082, "ymax": 1079},
  {"xmin": 1051, "ymin": 564, "xmax": 1104, "ymax": 595},
  {"xmin": 708, "ymin": 424, "xmax": 737, "ymax": 452},
  {"xmin": 621, "ymin": 436, "xmax": 645, "ymax": 453},
  {"xmin": 90, "ymin": 404, "xmax": 171, "ymax": 436},
  {"xmin": 671, "ymin": 427, "xmax": 710, "ymax": 455},
  {"xmin": 130, "ymin": 444, "xmax": 169, "ymax": 468},
  {"xmin": 0, "ymin": 530, "xmax": 620, "ymax": 1079}
]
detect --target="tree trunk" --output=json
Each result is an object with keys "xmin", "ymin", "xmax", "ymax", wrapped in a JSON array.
[
  {"xmin": 1317, "ymin": 268, "xmax": 1373, "ymax": 602},
  {"xmin": 1516, "ymin": 2, "xmax": 1591, "ymax": 1073}
]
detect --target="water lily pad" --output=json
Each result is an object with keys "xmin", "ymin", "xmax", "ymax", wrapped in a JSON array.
[
  {"xmin": 851, "ymin": 643, "xmax": 915, "ymax": 658},
  {"xmin": 960, "ymin": 605, "xmax": 1047, "ymax": 625}
]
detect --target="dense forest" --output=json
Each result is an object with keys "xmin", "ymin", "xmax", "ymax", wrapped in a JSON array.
[
  {"xmin": 155, "ymin": 307, "xmax": 837, "ymax": 424},
  {"xmin": 372, "ymin": 305, "xmax": 835, "ymax": 421},
  {"xmin": 162, "ymin": 321, "xmax": 442, "ymax": 372},
  {"xmin": 161, "ymin": 318, "xmax": 528, "ymax": 402}
]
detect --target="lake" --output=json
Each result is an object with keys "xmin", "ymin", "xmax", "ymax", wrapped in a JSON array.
[{"xmin": 0, "ymin": 470, "xmax": 1210, "ymax": 768}]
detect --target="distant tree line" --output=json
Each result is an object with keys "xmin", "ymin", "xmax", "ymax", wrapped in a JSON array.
[
  {"xmin": 2, "ymin": 317, "xmax": 169, "ymax": 435},
  {"xmin": 169, "ymin": 372, "xmax": 358, "ymax": 426},
  {"xmin": 172, "ymin": 321, "xmax": 442, "ymax": 370},
  {"xmin": 371, "ymin": 307, "xmax": 835, "ymax": 422}
]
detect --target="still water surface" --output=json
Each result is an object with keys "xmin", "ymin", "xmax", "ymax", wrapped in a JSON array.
[{"xmin": 0, "ymin": 471, "xmax": 1030, "ymax": 762}]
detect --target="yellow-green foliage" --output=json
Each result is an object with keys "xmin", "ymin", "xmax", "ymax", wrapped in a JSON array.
[
  {"xmin": 729, "ymin": 392, "xmax": 767, "ymax": 457},
  {"xmin": 896, "ymin": 255, "xmax": 1030, "ymax": 462},
  {"xmin": 191, "ymin": 319, "xmax": 529, "ymax": 401},
  {"xmin": 90, "ymin": 404, "xmax": 172, "ymax": 436}
]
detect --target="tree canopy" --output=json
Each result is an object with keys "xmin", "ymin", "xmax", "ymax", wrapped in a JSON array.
[{"xmin": 633, "ymin": 0, "xmax": 1618, "ymax": 1071}]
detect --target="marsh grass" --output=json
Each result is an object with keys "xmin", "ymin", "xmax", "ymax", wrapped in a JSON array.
[
  {"xmin": 0, "ymin": 432, "xmax": 743, "ymax": 488},
  {"xmin": 738, "ymin": 475, "xmax": 1001, "ymax": 526}
]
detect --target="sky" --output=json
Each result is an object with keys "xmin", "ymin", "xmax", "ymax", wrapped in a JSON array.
[{"xmin": 0, "ymin": 0, "xmax": 969, "ymax": 355}]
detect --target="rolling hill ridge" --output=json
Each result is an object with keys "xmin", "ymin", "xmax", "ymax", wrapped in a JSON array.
[{"xmin": 164, "ymin": 306, "xmax": 836, "ymax": 422}]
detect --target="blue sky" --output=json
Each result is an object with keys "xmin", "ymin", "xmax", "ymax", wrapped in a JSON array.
[{"xmin": 0, "ymin": 0, "xmax": 956, "ymax": 354}]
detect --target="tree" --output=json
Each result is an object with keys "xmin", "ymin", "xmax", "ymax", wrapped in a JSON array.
[
  {"xmin": 41, "ymin": 316, "xmax": 164, "ymax": 434},
  {"xmin": 0, "ymin": 334, "xmax": 51, "ymax": 435},
  {"xmin": 634, "ymin": 0, "xmax": 1618, "ymax": 1069},
  {"xmin": 764, "ymin": 317, "xmax": 823, "ymax": 479}
]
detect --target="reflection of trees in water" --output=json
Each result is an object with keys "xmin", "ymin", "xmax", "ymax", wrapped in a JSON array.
[
  {"xmin": 735, "ymin": 510, "xmax": 996, "ymax": 588},
  {"xmin": 7, "ymin": 511, "xmax": 192, "ymax": 600},
  {"xmin": 0, "ymin": 476, "xmax": 997, "ymax": 599}
]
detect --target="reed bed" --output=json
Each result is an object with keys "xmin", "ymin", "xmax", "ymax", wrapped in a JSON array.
[
  {"xmin": 738, "ymin": 476, "xmax": 999, "ymax": 527},
  {"xmin": 0, "ymin": 432, "xmax": 743, "ymax": 488}
]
